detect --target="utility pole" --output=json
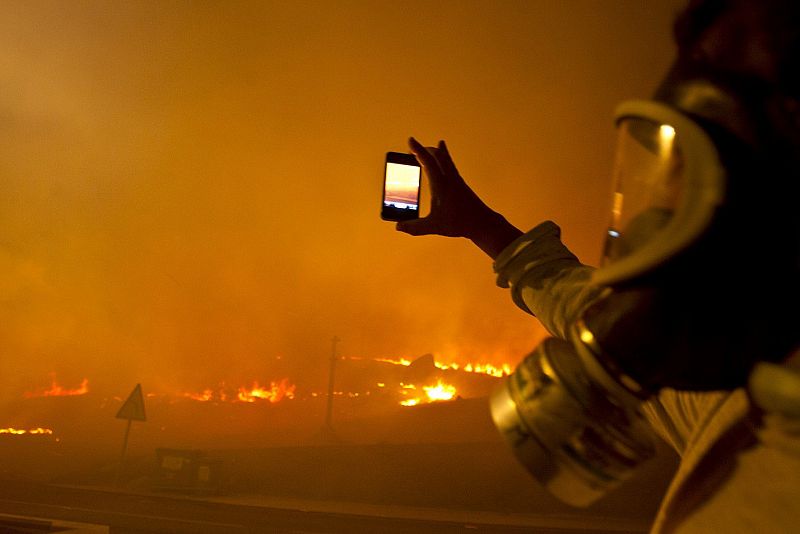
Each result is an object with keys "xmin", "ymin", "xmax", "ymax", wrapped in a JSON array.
[{"xmin": 325, "ymin": 336, "xmax": 340, "ymax": 430}]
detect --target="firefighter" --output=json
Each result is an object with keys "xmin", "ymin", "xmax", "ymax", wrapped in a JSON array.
[{"xmin": 398, "ymin": 1, "xmax": 800, "ymax": 531}]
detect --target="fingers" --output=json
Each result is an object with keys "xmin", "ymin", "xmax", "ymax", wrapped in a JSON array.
[
  {"xmin": 435, "ymin": 140, "xmax": 460, "ymax": 178},
  {"xmin": 400, "ymin": 137, "xmax": 460, "ymax": 238},
  {"xmin": 408, "ymin": 137, "xmax": 442, "ymax": 177},
  {"xmin": 410, "ymin": 137, "xmax": 458, "ymax": 178}
]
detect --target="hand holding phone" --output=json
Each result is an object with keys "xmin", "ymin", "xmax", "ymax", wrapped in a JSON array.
[
  {"xmin": 393, "ymin": 138, "xmax": 522, "ymax": 259},
  {"xmin": 381, "ymin": 152, "xmax": 422, "ymax": 221}
]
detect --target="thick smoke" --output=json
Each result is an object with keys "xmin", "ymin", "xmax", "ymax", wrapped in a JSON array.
[{"xmin": 0, "ymin": 1, "xmax": 679, "ymax": 409}]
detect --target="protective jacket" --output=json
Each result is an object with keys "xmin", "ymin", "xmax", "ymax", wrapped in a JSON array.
[{"xmin": 494, "ymin": 221, "xmax": 800, "ymax": 533}]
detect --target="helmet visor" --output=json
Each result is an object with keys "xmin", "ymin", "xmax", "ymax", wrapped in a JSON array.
[
  {"xmin": 604, "ymin": 118, "xmax": 685, "ymax": 264},
  {"xmin": 594, "ymin": 101, "xmax": 725, "ymax": 286}
]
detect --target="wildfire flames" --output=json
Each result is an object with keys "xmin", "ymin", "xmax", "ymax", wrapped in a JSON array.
[
  {"xmin": 374, "ymin": 357, "xmax": 511, "ymax": 378},
  {"xmin": 0, "ymin": 427, "xmax": 54, "ymax": 435},
  {"xmin": 2, "ymin": 355, "xmax": 503, "ymax": 452},
  {"xmin": 399, "ymin": 379, "xmax": 458, "ymax": 407},
  {"xmin": 24, "ymin": 374, "xmax": 89, "ymax": 398},
  {"xmin": 17, "ymin": 353, "xmax": 507, "ymax": 413},
  {"xmin": 237, "ymin": 379, "xmax": 296, "ymax": 403},
  {"xmin": 369, "ymin": 356, "xmax": 510, "ymax": 406},
  {"xmin": 183, "ymin": 389, "xmax": 224, "ymax": 402},
  {"xmin": 170, "ymin": 355, "xmax": 506, "ymax": 407},
  {"xmin": 180, "ymin": 378, "xmax": 296, "ymax": 404}
]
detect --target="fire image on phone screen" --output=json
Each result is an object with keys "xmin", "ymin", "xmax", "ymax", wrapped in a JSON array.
[{"xmin": 382, "ymin": 161, "xmax": 421, "ymax": 220}]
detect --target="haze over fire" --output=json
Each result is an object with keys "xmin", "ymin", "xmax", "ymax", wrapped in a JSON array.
[{"xmin": 0, "ymin": 1, "xmax": 680, "ymax": 406}]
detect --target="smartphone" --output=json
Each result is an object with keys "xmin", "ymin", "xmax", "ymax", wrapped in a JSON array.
[{"xmin": 381, "ymin": 152, "xmax": 422, "ymax": 221}]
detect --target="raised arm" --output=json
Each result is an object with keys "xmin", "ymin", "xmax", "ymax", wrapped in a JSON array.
[
  {"xmin": 396, "ymin": 137, "xmax": 522, "ymax": 260},
  {"xmin": 396, "ymin": 137, "xmax": 603, "ymax": 339}
]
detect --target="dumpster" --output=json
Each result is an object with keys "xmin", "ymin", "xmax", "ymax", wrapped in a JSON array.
[{"xmin": 153, "ymin": 448, "xmax": 222, "ymax": 494}]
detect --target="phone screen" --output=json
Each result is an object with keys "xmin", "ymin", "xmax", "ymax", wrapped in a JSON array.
[{"xmin": 382, "ymin": 153, "xmax": 421, "ymax": 221}]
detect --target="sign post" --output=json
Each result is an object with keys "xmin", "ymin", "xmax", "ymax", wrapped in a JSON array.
[
  {"xmin": 115, "ymin": 383, "xmax": 147, "ymax": 486},
  {"xmin": 325, "ymin": 336, "xmax": 340, "ymax": 430}
]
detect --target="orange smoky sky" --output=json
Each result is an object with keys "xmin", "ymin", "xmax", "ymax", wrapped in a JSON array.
[{"xmin": 0, "ymin": 0, "xmax": 684, "ymax": 401}]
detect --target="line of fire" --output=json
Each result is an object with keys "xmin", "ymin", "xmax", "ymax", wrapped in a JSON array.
[
  {"xmin": 1, "ymin": 346, "xmax": 512, "ymax": 460},
  {"xmin": 0, "ymin": 339, "xmax": 675, "ymax": 531}
]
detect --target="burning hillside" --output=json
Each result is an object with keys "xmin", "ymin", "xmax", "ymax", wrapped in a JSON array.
[
  {"xmin": 1, "ymin": 354, "xmax": 509, "ymax": 450},
  {"xmin": 24, "ymin": 374, "xmax": 89, "ymax": 399},
  {"xmin": 178, "ymin": 378, "xmax": 296, "ymax": 404}
]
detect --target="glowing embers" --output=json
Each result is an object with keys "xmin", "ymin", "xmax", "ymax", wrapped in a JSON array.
[
  {"xmin": 399, "ymin": 379, "xmax": 458, "ymax": 407},
  {"xmin": 182, "ymin": 388, "xmax": 224, "ymax": 402},
  {"xmin": 374, "ymin": 357, "xmax": 512, "ymax": 378},
  {"xmin": 0, "ymin": 427, "xmax": 54, "ymax": 435},
  {"xmin": 0, "ymin": 427, "xmax": 53, "ymax": 435},
  {"xmin": 374, "ymin": 357, "xmax": 412, "ymax": 367},
  {"xmin": 237, "ymin": 379, "xmax": 296, "ymax": 403},
  {"xmin": 179, "ymin": 378, "xmax": 296, "ymax": 404},
  {"xmin": 433, "ymin": 361, "xmax": 512, "ymax": 378},
  {"xmin": 24, "ymin": 373, "xmax": 89, "ymax": 398}
]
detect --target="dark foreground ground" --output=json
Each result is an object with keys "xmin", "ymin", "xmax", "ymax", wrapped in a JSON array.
[
  {"xmin": 0, "ymin": 396, "xmax": 679, "ymax": 533},
  {"xmin": 0, "ymin": 480, "xmax": 650, "ymax": 534},
  {"xmin": 0, "ymin": 440, "xmax": 677, "ymax": 534}
]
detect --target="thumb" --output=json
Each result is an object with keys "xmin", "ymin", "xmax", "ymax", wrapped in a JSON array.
[{"xmin": 396, "ymin": 217, "xmax": 439, "ymax": 236}]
